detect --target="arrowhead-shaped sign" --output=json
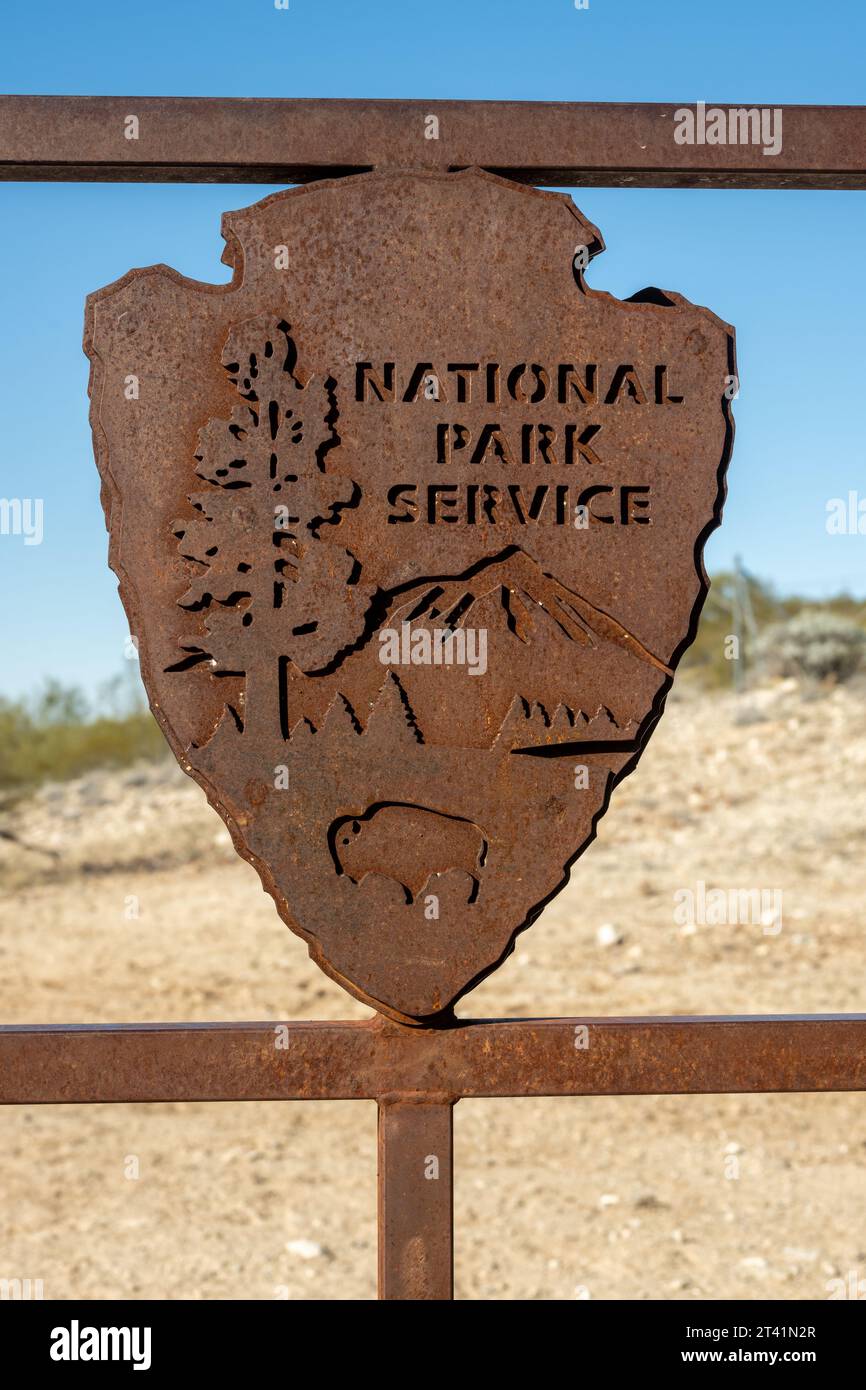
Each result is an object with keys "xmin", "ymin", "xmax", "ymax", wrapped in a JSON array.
[{"xmin": 85, "ymin": 169, "xmax": 735, "ymax": 1021}]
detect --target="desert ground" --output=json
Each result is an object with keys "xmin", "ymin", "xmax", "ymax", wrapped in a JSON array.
[{"xmin": 1, "ymin": 676, "xmax": 865, "ymax": 1301}]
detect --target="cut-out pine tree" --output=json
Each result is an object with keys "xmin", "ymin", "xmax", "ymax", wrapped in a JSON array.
[{"xmin": 172, "ymin": 315, "xmax": 373, "ymax": 735}]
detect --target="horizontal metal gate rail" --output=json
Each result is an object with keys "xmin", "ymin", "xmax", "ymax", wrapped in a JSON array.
[
  {"xmin": 1, "ymin": 96, "xmax": 864, "ymax": 1300},
  {"xmin": 3, "ymin": 1016, "xmax": 866, "ymax": 1103},
  {"xmin": 1, "ymin": 97, "xmax": 865, "ymax": 187}
]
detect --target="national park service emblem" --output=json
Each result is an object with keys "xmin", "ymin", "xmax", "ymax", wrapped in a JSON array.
[{"xmin": 85, "ymin": 169, "xmax": 735, "ymax": 1022}]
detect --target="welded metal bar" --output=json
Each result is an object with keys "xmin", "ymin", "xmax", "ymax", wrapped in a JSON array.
[
  {"xmin": 1, "ymin": 1014, "xmax": 865, "ymax": 1104},
  {"xmin": 377, "ymin": 1096, "xmax": 454, "ymax": 1300},
  {"xmin": 1, "ymin": 97, "xmax": 864, "ymax": 187}
]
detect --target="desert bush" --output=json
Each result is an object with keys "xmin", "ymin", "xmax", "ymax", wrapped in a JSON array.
[
  {"xmin": 755, "ymin": 610, "xmax": 866, "ymax": 683},
  {"xmin": 680, "ymin": 570, "xmax": 788, "ymax": 686},
  {"xmin": 681, "ymin": 573, "xmax": 866, "ymax": 687},
  {"xmin": 0, "ymin": 679, "xmax": 166, "ymax": 792}
]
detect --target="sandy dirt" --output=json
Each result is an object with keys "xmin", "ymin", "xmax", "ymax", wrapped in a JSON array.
[{"xmin": 1, "ymin": 677, "xmax": 865, "ymax": 1301}]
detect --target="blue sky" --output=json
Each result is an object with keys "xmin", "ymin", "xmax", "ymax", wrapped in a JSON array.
[{"xmin": 1, "ymin": 0, "xmax": 864, "ymax": 702}]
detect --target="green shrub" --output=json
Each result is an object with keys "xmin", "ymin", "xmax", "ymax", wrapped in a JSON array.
[
  {"xmin": 0, "ymin": 678, "xmax": 166, "ymax": 793},
  {"xmin": 680, "ymin": 572, "xmax": 866, "ymax": 687}
]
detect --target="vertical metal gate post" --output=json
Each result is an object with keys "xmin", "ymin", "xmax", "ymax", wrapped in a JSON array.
[{"xmin": 378, "ymin": 1092, "xmax": 455, "ymax": 1300}]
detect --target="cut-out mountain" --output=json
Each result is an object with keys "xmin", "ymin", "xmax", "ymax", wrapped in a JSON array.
[{"xmin": 271, "ymin": 549, "xmax": 671, "ymax": 751}]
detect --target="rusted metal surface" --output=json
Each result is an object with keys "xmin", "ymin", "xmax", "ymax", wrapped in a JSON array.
[
  {"xmin": 3, "ymin": 1016, "xmax": 866, "ymax": 1105},
  {"xmin": 378, "ymin": 1097, "xmax": 454, "ymax": 1299},
  {"xmin": 85, "ymin": 169, "xmax": 734, "ymax": 1023},
  {"xmin": 2, "ymin": 96, "xmax": 866, "ymax": 188}
]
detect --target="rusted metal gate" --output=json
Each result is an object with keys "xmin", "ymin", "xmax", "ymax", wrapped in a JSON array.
[{"xmin": 1, "ymin": 98, "xmax": 866, "ymax": 1301}]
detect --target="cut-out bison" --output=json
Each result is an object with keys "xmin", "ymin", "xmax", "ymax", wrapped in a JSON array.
[{"xmin": 330, "ymin": 804, "xmax": 488, "ymax": 903}]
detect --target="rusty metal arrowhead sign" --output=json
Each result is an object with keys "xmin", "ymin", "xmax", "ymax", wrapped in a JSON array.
[{"xmin": 85, "ymin": 169, "xmax": 735, "ymax": 1023}]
